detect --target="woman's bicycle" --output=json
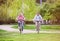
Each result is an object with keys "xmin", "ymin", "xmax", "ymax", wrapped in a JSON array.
[{"xmin": 18, "ymin": 21, "xmax": 24, "ymax": 34}]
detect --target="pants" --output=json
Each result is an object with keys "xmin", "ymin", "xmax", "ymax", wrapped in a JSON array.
[{"xmin": 18, "ymin": 21, "xmax": 24, "ymax": 31}]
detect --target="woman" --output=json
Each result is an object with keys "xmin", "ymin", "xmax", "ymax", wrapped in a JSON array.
[{"xmin": 16, "ymin": 12, "xmax": 25, "ymax": 33}]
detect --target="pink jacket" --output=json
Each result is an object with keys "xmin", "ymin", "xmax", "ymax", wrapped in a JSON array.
[{"xmin": 17, "ymin": 15, "xmax": 25, "ymax": 21}]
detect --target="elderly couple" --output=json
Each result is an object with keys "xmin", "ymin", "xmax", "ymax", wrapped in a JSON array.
[{"xmin": 16, "ymin": 12, "xmax": 43, "ymax": 33}]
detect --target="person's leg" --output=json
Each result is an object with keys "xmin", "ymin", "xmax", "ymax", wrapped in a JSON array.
[
  {"xmin": 21, "ymin": 21, "xmax": 24, "ymax": 31},
  {"xmin": 39, "ymin": 22, "xmax": 41, "ymax": 31},
  {"xmin": 35, "ymin": 22, "xmax": 38, "ymax": 31},
  {"xmin": 18, "ymin": 21, "xmax": 21, "ymax": 29},
  {"xmin": 37, "ymin": 22, "xmax": 39, "ymax": 31},
  {"xmin": 18, "ymin": 23, "xmax": 21, "ymax": 31},
  {"xmin": 22, "ymin": 26, "xmax": 23, "ymax": 31},
  {"xmin": 37, "ymin": 22, "xmax": 40, "ymax": 31},
  {"xmin": 36, "ymin": 21, "xmax": 40, "ymax": 34},
  {"xmin": 18, "ymin": 23, "xmax": 19, "ymax": 27},
  {"xmin": 19, "ymin": 21, "xmax": 23, "ymax": 34}
]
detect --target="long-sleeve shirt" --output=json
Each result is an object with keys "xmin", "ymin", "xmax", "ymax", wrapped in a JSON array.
[
  {"xmin": 16, "ymin": 14, "xmax": 25, "ymax": 21},
  {"xmin": 33, "ymin": 15, "xmax": 42, "ymax": 22}
]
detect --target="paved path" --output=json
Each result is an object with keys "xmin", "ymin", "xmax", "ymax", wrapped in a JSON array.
[{"xmin": 0, "ymin": 25, "xmax": 60, "ymax": 33}]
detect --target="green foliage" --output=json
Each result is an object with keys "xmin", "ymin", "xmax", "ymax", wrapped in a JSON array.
[
  {"xmin": 7, "ymin": 0, "xmax": 41, "ymax": 20},
  {"xmin": 0, "ymin": 0, "xmax": 60, "ymax": 22},
  {"xmin": 23, "ymin": 0, "xmax": 41, "ymax": 20},
  {"xmin": 0, "ymin": 2, "xmax": 8, "ymax": 22},
  {"xmin": 40, "ymin": 0, "xmax": 60, "ymax": 20},
  {"xmin": 7, "ymin": 0, "xmax": 22, "ymax": 19},
  {"xmin": 49, "ymin": 0, "xmax": 60, "ymax": 20}
]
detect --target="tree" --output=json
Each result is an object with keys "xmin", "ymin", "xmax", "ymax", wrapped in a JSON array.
[{"xmin": 0, "ymin": 0, "xmax": 8, "ymax": 23}]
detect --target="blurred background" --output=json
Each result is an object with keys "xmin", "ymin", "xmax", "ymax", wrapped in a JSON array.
[{"xmin": 0, "ymin": 0, "xmax": 60, "ymax": 24}]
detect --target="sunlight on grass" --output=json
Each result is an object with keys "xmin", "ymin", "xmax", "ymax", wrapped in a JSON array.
[{"xmin": 0, "ymin": 30, "xmax": 60, "ymax": 41}]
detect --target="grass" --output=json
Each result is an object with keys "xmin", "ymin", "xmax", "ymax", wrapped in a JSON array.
[
  {"xmin": 0, "ymin": 29, "xmax": 60, "ymax": 41},
  {"xmin": 12, "ymin": 24, "xmax": 60, "ymax": 30}
]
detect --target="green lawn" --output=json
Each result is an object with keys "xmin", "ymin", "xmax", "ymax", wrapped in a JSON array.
[
  {"xmin": 12, "ymin": 25, "xmax": 60, "ymax": 30},
  {"xmin": 0, "ymin": 29, "xmax": 60, "ymax": 41}
]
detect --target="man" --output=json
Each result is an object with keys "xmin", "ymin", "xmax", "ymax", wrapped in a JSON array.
[{"xmin": 33, "ymin": 13, "xmax": 43, "ymax": 33}]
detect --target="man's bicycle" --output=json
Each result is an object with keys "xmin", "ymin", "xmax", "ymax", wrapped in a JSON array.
[{"xmin": 36, "ymin": 21, "xmax": 40, "ymax": 34}]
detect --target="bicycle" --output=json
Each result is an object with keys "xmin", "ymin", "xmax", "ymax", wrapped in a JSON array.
[
  {"xmin": 18, "ymin": 21, "xmax": 24, "ymax": 34},
  {"xmin": 36, "ymin": 21, "xmax": 40, "ymax": 34}
]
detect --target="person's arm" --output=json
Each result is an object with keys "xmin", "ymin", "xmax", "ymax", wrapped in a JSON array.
[
  {"xmin": 40, "ymin": 15, "xmax": 43, "ymax": 20},
  {"xmin": 33, "ymin": 15, "xmax": 37, "ymax": 22},
  {"xmin": 16, "ymin": 16, "xmax": 19, "ymax": 21},
  {"xmin": 23, "ymin": 15, "xmax": 25, "ymax": 21},
  {"xmin": 24, "ymin": 16, "xmax": 25, "ymax": 21},
  {"xmin": 39, "ymin": 15, "xmax": 43, "ymax": 23}
]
